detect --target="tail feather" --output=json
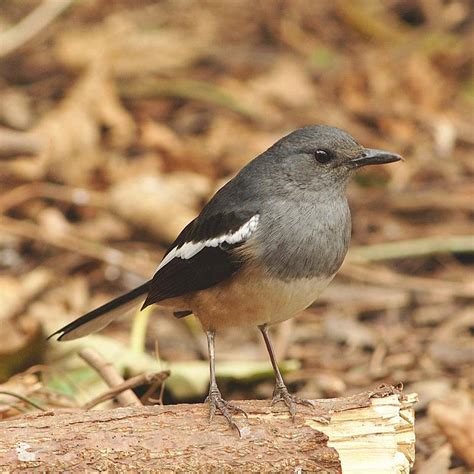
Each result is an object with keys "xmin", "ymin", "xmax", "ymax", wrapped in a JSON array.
[{"xmin": 48, "ymin": 282, "xmax": 149, "ymax": 341}]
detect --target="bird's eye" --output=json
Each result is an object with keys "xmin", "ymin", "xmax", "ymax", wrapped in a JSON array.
[{"xmin": 314, "ymin": 149, "xmax": 331, "ymax": 164}]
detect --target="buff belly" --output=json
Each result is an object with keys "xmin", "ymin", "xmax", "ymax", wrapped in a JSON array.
[{"xmin": 180, "ymin": 269, "xmax": 334, "ymax": 331}]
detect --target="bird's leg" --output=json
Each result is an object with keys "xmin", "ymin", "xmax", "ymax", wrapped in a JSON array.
[
  {"xmin": 259, "ymin": 324, "xmax": 329, "ymax": 422},
  {"xmin": 205, "ymin": 330, "xmax": 247, "ymax": 434}
]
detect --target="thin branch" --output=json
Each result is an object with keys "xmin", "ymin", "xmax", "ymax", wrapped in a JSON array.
[
  {"xmin": 0, "ymin": 182, "xmax": 107, "ymax": 214},
  {"xmin": 119, "ymin": 78, "xmax": 260, "ymax": 120},
  {"xmin": 141, "ymin": 376, "xmax": 166, "ymax": 405},
  {"xmin": 0, "ymin": 0, "xmax": 73, "ymax": 58},
  {"xmin": 83, "ymin": 371, "xmax": 169, "ymax": 410},
  {"xmin": 0, "ymin": 215, "xmax": 153, "ymax": 276},
  {"xmin": 142, "ymin": 340, "xmax": 166, "ymax": 404},
  {"xmin": 0, "ymin": 128, "xmax": 42, "ymax": 158},
  {"xmin": 0, "ymin": 391, "xmax": 46, "ymax": 412},
  {"xmin": 341, "ymin": 263, "xmax": 473, "ymax": 298},
  {"xmin": 348, "ymin": 235, "xmax": 474, "ymax": 263},
  {"xmin": 79, "ymin": 348, "xmax": 142, "ymax": 408}
]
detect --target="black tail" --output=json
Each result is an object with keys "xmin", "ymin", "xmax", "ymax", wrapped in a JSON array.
[{"xmin": 48, "ymin": 282, "xmax": 149, "ymax": 341}]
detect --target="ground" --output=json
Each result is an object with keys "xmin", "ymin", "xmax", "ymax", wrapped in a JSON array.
[{"xmin": 0, "ymin": 1, "xmax": 472, "ymax": 472}]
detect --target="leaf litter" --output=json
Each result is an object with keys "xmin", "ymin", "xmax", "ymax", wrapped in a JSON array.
[{"xmin": 0, "ymin": 1, "xmax": 472, "ymax": 471}]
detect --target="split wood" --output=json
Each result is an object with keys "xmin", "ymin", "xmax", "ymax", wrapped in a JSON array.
[{"xmin": 0, "ymin": 387, "xmax": 417, "ymax": 473}]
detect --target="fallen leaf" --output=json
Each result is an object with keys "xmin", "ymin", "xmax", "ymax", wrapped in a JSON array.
[
  {"xmin": 416, "ymin": 443, "xmax": 452, "ymax": 474},
  {"xmin": 429, "ymin": 392, "xmax": 474, "ymax": 468},
  {"xmin": 109, "ymin": 172, "xmax": 211, "ymax": 243}
]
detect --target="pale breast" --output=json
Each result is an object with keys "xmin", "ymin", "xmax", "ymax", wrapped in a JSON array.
[
  {"xmin": 186, "ymin": 268, "xmax": 334, "ymax": 331},
  {"xmin": 253, "ymin": 197, "xmax": 351, "ymax": 281},
  {"xmin": 158, "ymin": 193, "xmax": 349, "ymax": 330}
]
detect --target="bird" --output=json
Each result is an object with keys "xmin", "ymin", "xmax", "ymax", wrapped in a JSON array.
[{"xmin": 49, "ymin": 124, "xmax": 402, "ymax": 433}]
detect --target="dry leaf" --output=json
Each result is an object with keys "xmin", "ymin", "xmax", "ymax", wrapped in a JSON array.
[
  {"xmin": 0, "ymin": 88, "xmax": 33, "ymax": 130},
  {"xmin": 416, "ymin": 443, "xmax": 452, "ymax": 474},
  {"xmin": 201, "ymin": 116, "xmax": 280, "ymax": 173},
  {"xmin": 249, "ymin": 55, "xmax": 316, "ymax": 108},
  {"xmin": 109, "ymin": 172, "xmax": 211, "ymax": 243},
  {"xmin": 406, "ymin": 379, "xmax": 452, "ymax": 411},
  {"xmin": 55, "ymin": 15, "xmax": 212, "ymax": 77},
  {"xmin": 140, "ymin": 121, "xmax": 210, "ymax": 174},
  {"xmin": 323, "ymin": 313, "xmax": 379, "ymax": 349},
  {"xmin": 76, "ymin": 214, "xmax": 131, "ymax": 242},
  {"xmin": 0, "ymin": 269, "xmax": 54, "ymax": 321},
  {"xmin": 0, "ymin": 372, "xmax": 43, "ymax": 418},
  {"xmin": 0, "ymin": 314, "xmax": 44, "ymax": 382},
  {"xmin": 2, "ymin": 63, "xmax": 135, "ymax": 183},
  {"xmin": 429, "ymin": 392, "xmax": 474, "ymax": 468}
]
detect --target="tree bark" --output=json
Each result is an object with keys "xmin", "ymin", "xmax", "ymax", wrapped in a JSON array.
[{"xmin": 0, "ymin": 390, "xmax": 416, "ymax": 473}]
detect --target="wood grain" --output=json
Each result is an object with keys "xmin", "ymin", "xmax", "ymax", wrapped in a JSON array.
[{"xmin": 0, "ymin": 391, "xmax": 417, "ymax": 473}]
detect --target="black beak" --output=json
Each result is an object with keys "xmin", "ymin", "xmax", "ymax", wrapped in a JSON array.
[{"xmin": 350, "ymin": 148, "xmax": 403, "ymax": 168}]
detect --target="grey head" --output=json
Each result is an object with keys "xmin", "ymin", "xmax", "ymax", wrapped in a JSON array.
[
  {"xmin": 232, "ymin": 125, "xmax": 402, "ymax": 280},
  {"xmin": 257, "ymin": 125, "xmax": 403, "ymax": 194}
]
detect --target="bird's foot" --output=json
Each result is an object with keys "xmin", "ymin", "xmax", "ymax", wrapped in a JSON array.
[
  {"xmin": 271, "ymin": 385, "xmax": 331, "ymax": 423},
  {"xmin": 206, "ymin": 387, "xmax": 248, "ymax": 436}
]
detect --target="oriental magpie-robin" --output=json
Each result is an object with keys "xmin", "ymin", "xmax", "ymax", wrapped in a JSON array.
[{"xmin": 49, "ymin": 125, "xmax": 402, "ymax": 432}]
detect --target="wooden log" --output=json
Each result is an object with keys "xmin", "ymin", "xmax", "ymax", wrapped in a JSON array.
[{"xmin": 0, "ymin": 390, "xmax": 417, "ymax": 473}]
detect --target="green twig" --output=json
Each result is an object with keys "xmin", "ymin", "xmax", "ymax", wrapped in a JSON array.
[
  {"xmin": 335, "ymin": 0, "xmax": 405, "ymax": 43},
  {"xmin": 348, "ymin": 235, "xmax": 474, "ymax": 263},
  {"xmin": 0, "ymin": 391, "xmax": 46, "ymax": 411},
  {"xmin": 129, "ymin": 306, "xmax": 154, "ymax": 354},
  {"xmin": 119, "ymin": 78, "xmax": 260, "ymax": 120}
]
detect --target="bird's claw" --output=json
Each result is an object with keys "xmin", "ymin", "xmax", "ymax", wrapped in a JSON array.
[
  {"xmin": 206, "ymin": 389, "xmax": 248, "ymax": 436},
  {"xmin": 271, "ymin": 385, "xmax": 330, "ymax": 423}
]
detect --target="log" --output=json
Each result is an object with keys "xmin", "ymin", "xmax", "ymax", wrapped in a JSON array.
[{"xmin": 0, "ymin": 390, "xmax": 417, "ymax": 473}]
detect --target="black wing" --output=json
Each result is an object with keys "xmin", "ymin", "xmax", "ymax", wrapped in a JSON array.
[{"xmin": 142, "ymin": 209, "xmax": 259, "ymax": 308}]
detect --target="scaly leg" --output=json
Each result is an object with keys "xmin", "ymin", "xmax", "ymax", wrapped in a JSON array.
[
  {"xmin": 205, "ymin": 330, "xmax": 247, "ymax": 435},
  {"xmin": 259, "ymin": 324, "xmax": 329, "ymax": 422}
]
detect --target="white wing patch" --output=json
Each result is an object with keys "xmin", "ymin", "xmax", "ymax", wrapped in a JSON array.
[{"xmin": 157, "ymin": 214, "xmax": 260, "ymax": 271}]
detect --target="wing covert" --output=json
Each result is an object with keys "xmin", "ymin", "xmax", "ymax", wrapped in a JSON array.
[{"xmin": 142, "ymin": 211, "xmax": 259, "ymax": 307}]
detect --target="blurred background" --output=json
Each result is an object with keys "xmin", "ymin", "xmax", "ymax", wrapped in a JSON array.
[{"xmin": 0, "ymin": 0, "xmax": 472, "ymax": 471}]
